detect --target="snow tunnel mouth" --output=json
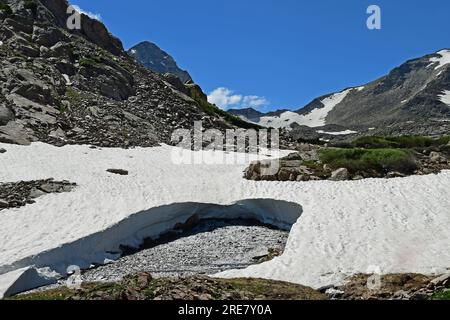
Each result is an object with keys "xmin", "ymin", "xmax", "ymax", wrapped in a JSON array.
[
  {"xmin": 81, "ymin": 217, "xmax": 293, "ymax": 282},
  {"xmin": 0, "ymin": 199, "xmax": 303, "ymax": 294}
]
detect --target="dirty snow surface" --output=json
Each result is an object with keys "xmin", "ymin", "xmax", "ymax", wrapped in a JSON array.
[{"xmin": 1, "ymin": 142, "xmax": 450, "ymax": 295}]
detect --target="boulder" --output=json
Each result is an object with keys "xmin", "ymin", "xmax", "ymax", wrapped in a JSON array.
[
  {"xmin": 0, "ymin": 200, "xmax": 8, "ymax": 208},
  {"xmin": 330, "ymin": 168, "xmax": 350, "ymax": 181},
  {"xmin": 429, "ymin": 273, "xmax": 450, "ymax": 288},
  {"xmin": 32, "ymin": 26, "xmax": 68, "ymax": 47},
  {"xmin": 386, "ymin": 171, "xmax": 407, "ymax": 178},
  {"xmin": 107, "ymin": 169, "xmax": 129, "ymax": 176},
  {"xmin": 0, "ymin": 104, "xmax": 14, "ymax": 125},
  {"xmin": 48, "ymin": 41, "xmax": 73, "ymax": 59},
  {"xmin": 429, "ymin": 152, "xmax": 447, "ymax": 164}
]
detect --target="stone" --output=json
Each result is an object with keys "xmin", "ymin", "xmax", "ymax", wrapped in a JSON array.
[
  {"xmin": 283, "ymin": 152, "xmax": 303, "ymax": 161},
  {"xmin": 429, "ymin": 152, "xmax": 447, "ymax": 164},
  {"xmin": 0, "ymin": 200, "xmax": 9, "ymax": 208},
  {"xmin": 0, "ymin": 104, "xmax": 15, "ymax": 126},
  {"xmin": 0, "ymin": 148, "xmax": 6, "ymax": 154},
  {"xmin": 296, "ymin": 175, "xmax": 310, "ymax": 182},
  {"xmin": 330, "ymin": 168, "xmax": 350, "ymax": 181},
  {"xmin": 29, "ymin": 187, "xmax": 46, "ymax": 199},
  {"xmin": 430, "ymin": 273, "xmax": 450, "ymax": 288},
  {"xmin": 386, "ymin": 171, "xmax": 406, "ymax": 178},
  {"xmin": 107, "ymin": 169, "xmax": 129, "ymax": 176}
]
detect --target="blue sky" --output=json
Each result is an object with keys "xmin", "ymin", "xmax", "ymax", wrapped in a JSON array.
[{"xmin": 72, "ymin": 0, "xmax": 450, "ymax": 112}]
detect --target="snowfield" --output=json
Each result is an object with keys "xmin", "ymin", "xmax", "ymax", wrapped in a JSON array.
[
  {"xmin": 429, "ymin": 49, "xmax": 450, "ymax": 70},
  {"xmin": 257, "ymin": 88, "xmax": 353, "ymax": 129},
  {"xmin": 1, "ymin": 142, "xmax": 450, "ymax": 296},
  {"xmin": 439, "ymin": 90, "xmax": 450, "ymax": 106},
  {"xmin": 316, "ymin": 130, "xmax": 358, "ymax": 136}
]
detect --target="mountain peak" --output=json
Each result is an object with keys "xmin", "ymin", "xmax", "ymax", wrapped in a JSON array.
[{"xmin": 128, "ymin": 41, "xmax": 192, "ymax": 83}]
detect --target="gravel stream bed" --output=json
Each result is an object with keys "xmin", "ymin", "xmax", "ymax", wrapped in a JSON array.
[{"xmin": 80, "ymin": 219, "xmax": 290, "ymax": 282}]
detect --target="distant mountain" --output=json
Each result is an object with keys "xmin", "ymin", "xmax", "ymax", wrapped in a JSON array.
[
  {"xmin": 232, "ymin": 49, "xmax": 450, "ymax": 138},
  {"xmin": 128, "ymin": 41, "xmax": 192, "ymax": 83},
  {"xmin": 228, "ymin": 108, "xmax": 264, "ymax": 122}
]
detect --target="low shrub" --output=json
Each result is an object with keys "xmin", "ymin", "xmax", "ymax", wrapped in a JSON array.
[
  {"xmin": 79, "ymin": 55, "xmax": 103, "ymax": 67},
  {"xmin": 350, "ymin": 135, "xmax": 450, "ymax": 149},
  {"xmin": 431, "ymin": 290, "xmax": 450, "ymax": 300},
  {"xmin": 319, "ymin": 148, "xmax": 417, "ymax": 174}
]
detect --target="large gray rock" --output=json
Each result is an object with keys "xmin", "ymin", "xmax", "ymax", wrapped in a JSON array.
[
  {"xmin": 0, "ymin": 104, "xmax": 14, "ymax": 125},
  {"xmin": 330, "ymin": 168, "xmax": 350, "ymax": 181},
  {"xmin": 429, "ymin": 151, "xmax": 447, "ymax": 164},
  {"xmin": 32, "ymin": 26, "xmax": 68, "ymax": 47}
]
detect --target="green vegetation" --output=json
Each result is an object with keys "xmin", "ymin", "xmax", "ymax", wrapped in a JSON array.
[
  {"xmin": 65, "ymin": 87, "xmax": 82, "ymax": 105},
  {"xmin": 187, "ymin": 85, "xmax": 262, "ymax": 130},
  {"xmin": 79, "ymin": 55, "xmax": 104, "ymax": 67},
  {"xmin": 301, "ymin": 160, "xmax": 323, "ymax": 170},
  {"xmin": 347, "ymin": 135, "xmax": 450, "ymax": 149},
  {"xmin": 0, "ymin": 3, "xmax": 13, "ymax": 15},
  {"xmin": 319, "ymin": 148, "xmax": 417, "ymax": 173},
  {"xmin": 431, "ymin": 290, "xmax": 450, "ymax": 300}
]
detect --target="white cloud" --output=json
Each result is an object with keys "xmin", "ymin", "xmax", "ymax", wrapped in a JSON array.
[
  {"xmin": 207, "ymin": 87, "xmax": 269, "ymax": 110},
  {"xmin": 72, "ymin": 5, "xmax": 102, "ymax": 21},
  {"xmin": 242, "ymin": 95, "xmax": 269, "ymax": 109}
]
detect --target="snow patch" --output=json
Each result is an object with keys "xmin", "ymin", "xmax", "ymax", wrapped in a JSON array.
[
  {"xmin": 316, "ymin": 130, "xmax": 358, "ymax": 136},
  {"xmin": 258, "ymin": 88, "xmax": 353, "ymax": 129},
  {"xmin": 429, "ymin": 50, "xmax": 450, "ymax": 70},
  {"xmin": 62, "ymin": 74, "xmax": 72, "ymax": 86},
  {"xmin": 438, "ymin": 90, "xmax": 450, "ymax": 105}
]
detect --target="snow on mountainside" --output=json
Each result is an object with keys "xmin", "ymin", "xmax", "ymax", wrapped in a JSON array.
[
  {"xmin": 429, "ymin": 49, "xmax": 450, "ymax": 70},
  {"xmin": 229, "ymin": 89, "xmax": 355, "ymax": 130},
  {"xmin": 439, "ymin": 90, "xmax": 450, "ymax": 105},
  {"xmin": 257, "ymin": 89, "xmax": 353, "ymax": 129},
  {"xmin": 230, "ymin": 49, "xmax": 450, "ymax": 137}
]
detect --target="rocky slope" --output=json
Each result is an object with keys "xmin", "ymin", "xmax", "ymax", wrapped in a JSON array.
[
  {"xmin": 231, "ymin": 50, "xmax": 450, "ymax": 139},
  {"xmin": 0, "ymin": 0, "xmax": 246, "ymax": 147},
  {"xmin": 128, "ymin": 41, "xmax": 192, "ymax": 83}
]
